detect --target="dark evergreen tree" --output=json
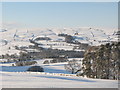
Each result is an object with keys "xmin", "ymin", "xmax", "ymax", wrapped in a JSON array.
[{"xmin": 82, "ymin": 42, "xmax": 119, "ymax": 80}]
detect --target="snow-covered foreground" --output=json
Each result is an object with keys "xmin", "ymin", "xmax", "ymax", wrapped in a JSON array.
[
  {"xmin": 0, "ymin": 60, "xmax": 118, "ymax": 88},
  {"xmin": 1, "ymin": 71, "xmax": 118, "ymax": 88}
]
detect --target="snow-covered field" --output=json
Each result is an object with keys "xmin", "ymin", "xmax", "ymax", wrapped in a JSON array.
[
  {"xmin": 0, "ymin": 27, "xmax": 118, "ymax": 88},
  {"xmin": 1, "ymin": 71, "xmax": 118, "ymax": 88},
  {"xmin": 0, "ymin": 59, "xmax": 118, "ymax": 88}
]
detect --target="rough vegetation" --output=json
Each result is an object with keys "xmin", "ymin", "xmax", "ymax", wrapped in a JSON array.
[
  {"xmin": 15, "ymin": 61, "xmax": 37, "ymax": 66},
  {"xmin": 0, "ymin": 48, "xmax": 84, "ymax": 62},
  {"xmin": 82, "ymin": 42, "xmax": 120, "ymax": 80},
  {"xmin": 27, "ymin": 66, "xmax": 44, "ymax": 72},
  {"xmin": 65, "ymin": 35, "xmax": 74, "ymax": 43},
  {"xmin": 43, "ymin": 60, "xmax": 49, "ymax": 64},
  {"xmin": 34, "ymin": 37, "xmax": 51, "ymax": 41},
  {"xmin": 43, "ymin": 57, "xmax": 68, "ymax": 64},
  {"xmin": 24, "ymin": 49, "xmax": 84, "ymax": 59}
]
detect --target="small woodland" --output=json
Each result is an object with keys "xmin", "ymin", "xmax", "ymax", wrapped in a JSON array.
[{"xmin": 82, "ymin": 42, "xmax": 120, "ymax": 80}]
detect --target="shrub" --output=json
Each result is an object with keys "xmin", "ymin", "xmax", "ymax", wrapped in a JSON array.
[
  {"xmin": 34, "ymin": 37, "xmax": 51, "ymax": 41},
  {"xmin": 15, "ymin": 61, "xmax": 37, "ymax": 66},
  {"xmin": 27, "ymin": 66, "xmax": 44, "ymax": 72},
  {"xmin": 58, "ymin": 33, "xmax": 68, "ymax": 37},
  {"xmin": 43, "ymin": 60, "xmax": 49, "ymax": 64},
  {"xmin": 65, "ymin": 35, "xmax": 74, "ymax": 43},
  {"xmin": 50, "ymin": 59, "xmax": 57, "ymax": 63}
]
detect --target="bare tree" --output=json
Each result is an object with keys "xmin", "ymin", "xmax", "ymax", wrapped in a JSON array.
[{"xmin": 64, "ymin": 59, "xmax": 81, "ymax": 74}]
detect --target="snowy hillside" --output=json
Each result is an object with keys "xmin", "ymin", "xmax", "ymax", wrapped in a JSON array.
[{"xmin": 0, "ymin": 27, "xmax": 118, "ymax": 55}]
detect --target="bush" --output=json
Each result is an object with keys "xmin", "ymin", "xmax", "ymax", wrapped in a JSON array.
[
  {"xmin": 50, "ymin": 59, "xmax": 57, "ymax": 63},
  {"xmin": 15, "ymin": 61, "xmax": 37, "ymax": 66},
  {"xmin": 34, "ymin": 37, "xmax": 51, "ymax": 41},
  {"xmin": 27, "ymin": 66, "xmax": 44, "ymax": 72},
  {"xmin": 58, "ymin": 33, "xmax": 68, "ymax": 37},
  {"xmin": 43, "ymin": 60, "xmax": 49, "ymax": 64},
  {"xmin": 65, "ymin": 35, "xmax": 74, "ymax": 43}
]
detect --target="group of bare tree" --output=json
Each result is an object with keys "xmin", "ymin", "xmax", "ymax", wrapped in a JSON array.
[{"xmin": 64, "ymin": 59, "xmax": 81, "ymax": 74}]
